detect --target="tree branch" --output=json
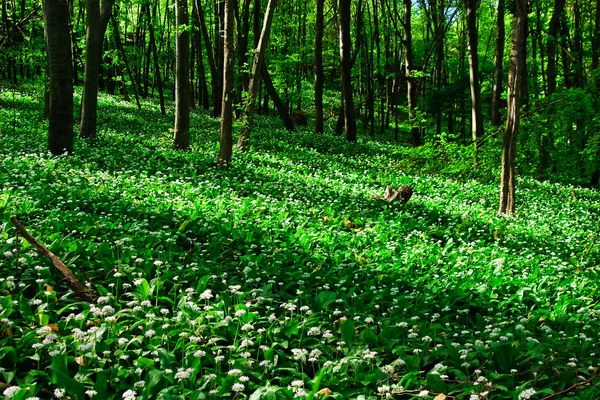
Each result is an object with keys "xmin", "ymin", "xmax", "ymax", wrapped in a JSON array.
[{"xmin": 10, "ymin": 217, "xmax": 96, "ymax": 303}]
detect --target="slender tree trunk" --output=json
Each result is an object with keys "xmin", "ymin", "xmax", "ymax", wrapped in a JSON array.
[
  {"xmin": 547, "ymin": 0, "xmax": 565, "ymax": 95},
  {"xmin": 192, "ymin": 0, "xmax": 208, "ymax": 109},
  {"xmin": 592, "ymin": 0, "xmax": 600, "ymax": 82},
  {"xmin": 218, "ymin": 0, "xmax": 234, "ymax": 168},
  {"xmin": 173, "ymin": 0, "xmax": 190, "ymax": 150},
  {"xmin": 465, "ymin": 0, "xmax": 484, "ymax": 143},
  {"xmin": 149, "ymin": 3, "xmax": 165, "ymax": 115},
  {"xmin": 237, "ymin": 0, "xmax": 276, "ymax": 151},
  {"xmin": 314, "ymin": 0, "xmax": 324, "ymax": 134},
  {"xmin": 339, "ymin": 0, "xmax": 356, "ymax": 142},
  {"xmin": 43, "ymin": 0, "xmax": 74, "ymax": 155},
  {"xmin": 111, "ymin": 14, "xmax": 141, "ymax": 109},
  {"xmin": 490, "ymin": 0, "xmax": 505, "ymax": 126},
  {"xmin": 194, "ymin": 0, "xmax": 220, "ymax": 116},
  {"xmin": 79, "ymin": 0, "xmax": 114, "ymax": 139},
  {"xmin": 262, "ymin": 64, "xmax": 295, "ymax": 130},
  {"xmin": 403, "ymin": 0, "xmax": 420, "ymax": 146},
  {"xmin": 499, "ymin": 0, "xmax": 527, "ymax": 216}
]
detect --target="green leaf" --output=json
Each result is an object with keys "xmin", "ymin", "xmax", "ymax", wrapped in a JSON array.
[
  {"xmin": 144, "ymin": 369, "xmax": 165, "ymax": 398},
  {"xmin": 341, "ymin": 319, "xmax": 355, "ymax": 346},
  {"xmin": 49, "ymin": 365, "xmax": 85, "ymax": 400}
]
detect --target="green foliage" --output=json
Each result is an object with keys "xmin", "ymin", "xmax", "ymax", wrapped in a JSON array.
[{"xmin": 1, "ymin": 85, "xmax": 600, "ymax": 399}]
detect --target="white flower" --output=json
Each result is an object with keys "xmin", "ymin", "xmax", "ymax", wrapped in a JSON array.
[
  {"xmin": 307, "ymin": 327, "xmax": 320, "ymax": 336},
  {"xmin": 200, "ymin": 289, "xmax": 213, "ymax": 300},
  {"xmin": 85, "ymin": 390, "xmax": 98, "ymax": 397},
  {"xmin": 54, "ymin": 388, "xmax": 66, "ymax": 398},
  {"xmin": 122, "ymin": 389, "xmax": 136, "ymax": 400},
  {"xmin": 518, "ymin": 388, "xmax": 536, "ymax": 400},
  {"xmin": 231, "ymin": 383, "xmax": 245, "ymax": 392},
  {"xmin": 3, "ymin": 387, "xmax": 21, "ymax": 399}
]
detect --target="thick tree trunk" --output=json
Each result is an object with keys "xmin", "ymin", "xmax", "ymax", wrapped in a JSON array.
[
  {"xmin": 339, "ymin": 0, "xmax": 356, "ymax": 142},
  {"xmin": 465, "ymin": 0, "xmax": 484, "ymax": 142},
  {"xmin": 79, "ymin": 0, "xmax": 114, "ymax": 139},
  {"xmin": 314, "ymin": 0, "xmax": 324, "ymax": 134},
  {"xmin": 499, "ymin": 0, "xmax": 527, "ymax": 216},
  {"xmin": 173, "ymin": 0, "xmax": 190, "ymax": 150},
  {"xmin": 218, "ymin": 0, "xmax": 234, "ymax": 168},
  {"xmin": 237, "ymin": 0, "xmax": 276, "ymax": 151},
  {"xmin": 490, "ymin": 0, "xmax": 504, "ymax": 126},
  {"xmin": 43, "ymin": 0, "xmax": 73, "ymax": 155}
]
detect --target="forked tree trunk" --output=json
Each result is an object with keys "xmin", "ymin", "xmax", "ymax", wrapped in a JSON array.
[
  {"xmin": 339, "ymin": 0, "xmax": 356, "ymax": 142},
  {"xmin": 237, "ymin": 0, "xmax": 276, "ymax": 151},
  {"xmin": 79, "ymin": 0, "xmax": 114, "ymax": 139},
  {"xmin": 465, "ymin": 0, "xmax": 484, "ymax": 143},
  {"xmin": 499, "ymin": 0, "xmax": 527, "ymax": 216},
  {"xmin": 490, "ymin": 0, "xmax": 504, "ymax": 127},
  {"xmin": 149, "ymin": 3, "xmax": 166, "ymax": 115},
  {"xmin": 218, "ymin": 0, "xmax": 234, "ymax": 168},
  {"xmin": 193, "ymin": 0, "xmax": 220, "ymax": 115},
  {"xmin": 43, "ymin": 0, "xmax": 73, "ymax": 155},
  {"xmin": 314, "ymin": 0, "xmax": 324, "ymax": 134},
  {"xmin": 173, "ymin": 0, "xmax": 190, "ymax": 150}
]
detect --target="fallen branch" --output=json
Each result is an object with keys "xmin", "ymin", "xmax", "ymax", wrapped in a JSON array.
[
  {"xmin": 540, "ymin": 373, "xmax": 600, "ymax": 400},
  {"xmin": 10, "ymin": 217, "xmax": 96, "ymax": 303}
]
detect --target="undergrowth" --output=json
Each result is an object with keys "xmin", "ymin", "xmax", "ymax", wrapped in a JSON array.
[{"xmin": 1, "ymin": 85, "xmax": 600, "ymax": 399}]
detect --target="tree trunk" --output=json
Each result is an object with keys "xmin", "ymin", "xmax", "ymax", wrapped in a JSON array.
[
  {"xmin": 403, "ymin": 0, "xmax": 420, "ymax": 146},
  {"xmin": 149, "ymin": 3, "xmax": 165, "ymax": 115},
  {"xmin": 193, "ymin": 0, "xmax": 220, "ymax": 116},
  {"xmin": 465, "ymin": 0, "xmax": 484, "ymax": 143},
  {"xmin": 218, "ymin": 0, "xmax": 234, "ymax": 168},
  {"xmin": 262, "ymin": 64, "xmax": 295, "ymax": 131},
  {"xmin": 547, "ymin": 0, "xmax": 565, "ymax": 95},
  {"xmin": 43, "ymin": 0, "xmax": 74, "ymax": 155},
  {"xmin": 314, "ymin": 0, "xmax": 324, "ymax": 134},
  {"xmin": 173, "ymin": 0, "xmax": 190, "ymax": 150},
  {"xmin": 499, "ymin": 0, "xmax": 527, "ymax": 216},
  {"xmin": 237, "ymin": 0, "xmax": 276, "ymax": 151},
  {"xmin": 490, "ymin": 0, "xmax": 504, "ymax": 126},
  {"xmin": 79, "ymin": 0, "xmax": 114, "ymax": 139},
  {"xmin": 339, "ymin": 0, "xmax": 356, "ymax": 142},
  {"xmin": 111, "ymin": 14, "xmax": 141, "ymax": 109}
]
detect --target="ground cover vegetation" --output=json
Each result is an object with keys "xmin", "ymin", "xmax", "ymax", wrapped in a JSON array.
[
  {"xmin": 2, "ymin": 0, "xmax": 600, "ymax": 398},
  {"xmin": 1, "ymin": 86, "xmax": 600, "ymax": 399}
]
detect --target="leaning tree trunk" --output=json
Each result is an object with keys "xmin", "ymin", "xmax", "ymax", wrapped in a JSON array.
[
  {"xmin": 314, "ymin": 0, "xmax": 324, "ymax": 134},
  {"xmin": 261, "ymin": 64, "xmax": 296, "ymax": 131},
  {"xmin": 218, "ymin": 0, "xmax": 234, "ymax": 168},
  {"xmin": 465, "ymin": 0, "xmax": 484, "ymax": 143},
  {"xmin": 79, "ymin": 0, "xmax": 114, "ymax": 139},
  {"xmin": 339, "ymin": 0, "xmax": 356, "ymax": 142},
  {"xmin": 173, "ymin": 0, "xmax": 190, "ymax": 150},
  {"xmin": 43, "ymin": 0, "xmax": 73, "ymax": 155},
  {"xmin": 499, "ymin": 0, "xmax": 527, "ymax": 216},
  {"xmin": 237, "ymin": 0, "xmax": 276, "ymax": 151},
  {"xmin": 490, "ymin": 0, "xmax": 505, "ymax": 127}
]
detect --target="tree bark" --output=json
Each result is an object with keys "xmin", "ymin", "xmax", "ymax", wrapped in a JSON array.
[
  {"xmin": 237, "ymin": 0, "xmax": 276, "ymax": 151},
  {"xmin": 547, "ymin": 0, "xmax": 565, "ymax": 95},
  {"xmin": 43, "ymin": 0, "xmax": 73, "ymax": 155},
  {"xmin": 490, "ymin": 0, "xmax": 504, "ymax": 126},
  {"xmin": 173, "ymin": 0, "xmax": 190, "ymax": 150},
  {"xmin": 339, "ymin": 0, "xmax": 356, "ymax": 142},
  {"xmin": 465, "ymin": 0, "xmax": 484, "ymax": 142},
  {"xmin": 314, "ymin": 0, "xmax": 324, "ymax": 134},
  {"xmin": 79, "ymin": 0, "xmax": 114, "ymax": 139},
  {"xmin": 111, "ymin": 14, "xmax": 141, "ymax": 109},
  {"xmin": 218, "ymin": 0, "xmax": 234, "ymax": 168},
  {"xmin": 499, "ymin": 0, "xmax": 527, "ymax": 216}
]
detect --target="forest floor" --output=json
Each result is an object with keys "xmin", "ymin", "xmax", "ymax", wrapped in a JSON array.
[{"xmin": 1, "ymin": 85, "xmax": 600, "ymax": 399}]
